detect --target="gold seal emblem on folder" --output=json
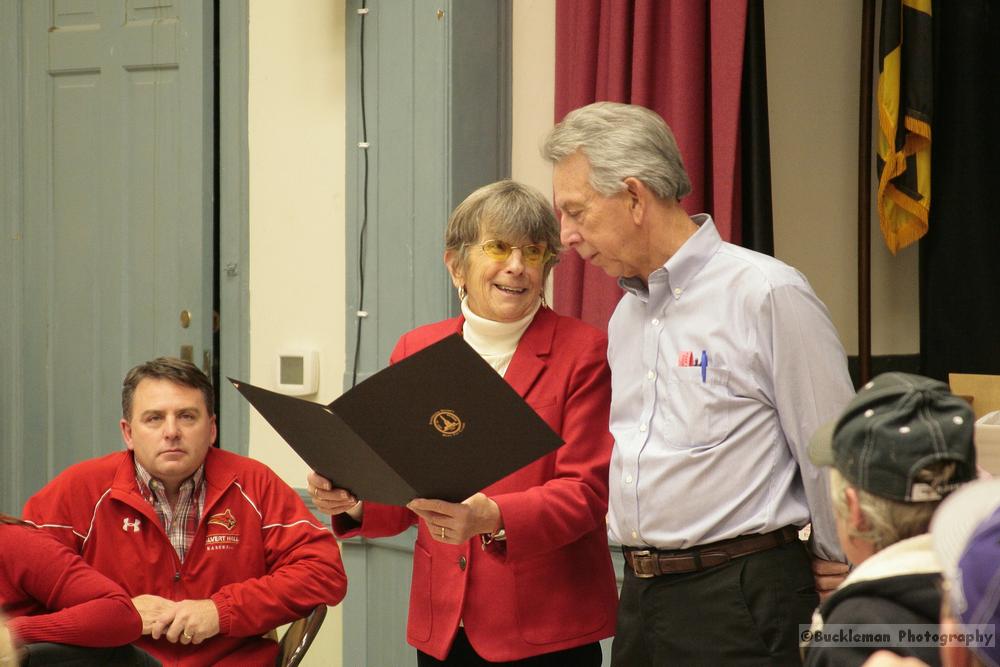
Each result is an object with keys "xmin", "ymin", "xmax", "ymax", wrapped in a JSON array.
[{"xmin": 430, "ymin": 409, "xmax": 464, "ymax": 437}]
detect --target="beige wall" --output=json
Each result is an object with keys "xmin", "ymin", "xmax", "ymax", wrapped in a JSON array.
[
  {"xmin": 511, "ymin": 1, "xmax": 556, "ymax": 192},
  {"xmin": 511, "ymin": 0, "xmax": 556, "ymax": 299},
  {"xmin": 247, "ymin": 1, "xmax": 346, "ymax": 664},
  {"xmin": 764, "ymin": 0, "xmax": 919, "ymax": 355},
  {"xmin": 248, "ymin": 1, "xmax": 347, "ymax": 477}
]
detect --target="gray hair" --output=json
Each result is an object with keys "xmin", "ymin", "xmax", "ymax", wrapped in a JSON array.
[
  {"xmin": 542, "ymin": 101, "xmax": 692, "ymax": 201},
  {"xmin": 445, "ymin": 180, "xmax": 561, "ymax": 280},
  {"xmin": 830, "ymin": 468, "xmax": 942, "ymax": 553},
  {"xmin": 122, "ymin": 357, "xmax": 215, "ymax": 420}
]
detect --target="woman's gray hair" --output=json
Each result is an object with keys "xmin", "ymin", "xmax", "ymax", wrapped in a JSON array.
[
  {"xmin": 830, "ymin": 467, "xmax": 942, "ymax": 553},
  {"xmin": 542, "ymin": 101, "xmax": 692, "ymax": 201},
  {"xmin": 445, "ymin": 180, "xmax": 561, "ymax": 280}
]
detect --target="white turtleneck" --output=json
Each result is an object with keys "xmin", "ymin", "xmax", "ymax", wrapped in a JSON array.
[{"xmin": 460, "ymin": 297, "xmax": 540, "ymax": 377}]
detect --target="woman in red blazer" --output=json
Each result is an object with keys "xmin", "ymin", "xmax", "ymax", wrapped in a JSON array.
[{"xmin": 309, "ymin": 180, "xmax": 618, "ymax": 665}]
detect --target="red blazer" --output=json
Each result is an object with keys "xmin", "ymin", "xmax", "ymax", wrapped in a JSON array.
[{"xmin": 335, "ymin": 307, "xmax": 618, "ymax": 661}]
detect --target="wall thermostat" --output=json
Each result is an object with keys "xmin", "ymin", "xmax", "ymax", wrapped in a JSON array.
[{"xmin": 276, "ymin": 350, "xmax": 319, "ymax": 395}]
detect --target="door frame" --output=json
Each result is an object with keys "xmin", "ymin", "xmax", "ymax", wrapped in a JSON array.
[
  {"xmin": 218, "ymin": 0, "xmax": 251, "ymax": 455},
  {"xmin": 1, "ymin": 1, "xmax": 25, "ymax": 512}
]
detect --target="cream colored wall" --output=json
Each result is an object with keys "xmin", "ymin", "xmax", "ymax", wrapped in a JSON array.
[
  {"xmin": 764, "ymin": 0, "xmax": 919, "ymax": 355},
  {"xmin": 247, "ymin": 1, "xmax": 346, "ymax": 484},
  {"xmin": 511, "ymin": 0, "xmax": 556, "ymax": 300},
  {"xmin": 247, "ymin": 1, "xmax": 345, "ymax": 665},
  {"xmin": 511, "ymin": 1, "xmax": 556, "ymax": 192}
]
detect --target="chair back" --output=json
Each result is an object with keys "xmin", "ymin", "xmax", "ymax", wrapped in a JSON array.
[{"xmin": 276, "ymin": 604, "xmax": 328, "ymax": 667}]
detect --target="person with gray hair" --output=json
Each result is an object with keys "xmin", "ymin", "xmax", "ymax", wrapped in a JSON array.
[
  {"xmin": 542, "ymin": 101, "xmax": 856, "ymax": 665},
  {"xmin": 802, "ymin": 372, "xmax": 977, "ymax": 666},
  {"xmin": 309, "ymin": 180, "xmax": 618, "ymax": 665}
]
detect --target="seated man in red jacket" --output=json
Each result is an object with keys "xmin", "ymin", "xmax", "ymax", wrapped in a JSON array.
[{"xmin": 22, "ymin": 357, "xmax": 347, "ymax": 667}]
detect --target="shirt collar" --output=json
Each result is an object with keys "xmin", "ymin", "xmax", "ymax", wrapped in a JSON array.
[
  {"xmin": 619, "ymin": 213, "xmax": 721, "ymax": 299},
  {"xmin": 134, "ymin": 459, "xmax": 205, "ymax": 504}
]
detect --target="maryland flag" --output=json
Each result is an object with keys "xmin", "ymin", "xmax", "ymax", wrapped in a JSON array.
[{"xmin": 877, "ymin": 0, "xmax": 932, "ymax": 254}]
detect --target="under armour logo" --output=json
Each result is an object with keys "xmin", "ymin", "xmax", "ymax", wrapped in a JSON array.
[{"xmin": 122, "ymin": 517, "xmax": 141, "ymax": 533}]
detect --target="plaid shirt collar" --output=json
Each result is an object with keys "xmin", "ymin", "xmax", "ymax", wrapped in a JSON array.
[{"xmin": 134, "ymin": 459, "xmax": 206, "ymax": 563}]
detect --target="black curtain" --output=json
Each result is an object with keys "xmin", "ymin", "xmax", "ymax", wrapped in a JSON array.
[
  {"xmin": 740, "ymin": 0, "xmax": 774, "ymax": 255},
  {"xmin": 920, "ymin": 0, "xmax": 1000, "ymax": 380}
]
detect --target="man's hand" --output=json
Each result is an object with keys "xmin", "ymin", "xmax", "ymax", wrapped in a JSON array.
[
  {"xmin": 307, "ymin": 471, "xmax": 363, "ymax": 520},
  {"xmin": 407, "ymin": 493, "xmax": 501, "ymax": 544},
  {"xmin": 157, "ymin": 599, "xmax": 220, "ymax": 645},
  {"xmin": 132, "ymin": 594, "xmax": 177, "ymax": 636},
  {"xmin": 812, "ymin": 556, "xmax": 850, "ymax": 600}
]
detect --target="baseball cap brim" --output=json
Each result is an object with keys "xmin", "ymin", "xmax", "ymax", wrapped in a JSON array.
[{"xmin": 808, "ymin": 419, "xmax": 837, "ymax": 467}]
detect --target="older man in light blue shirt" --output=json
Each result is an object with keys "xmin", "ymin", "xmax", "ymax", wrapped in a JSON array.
[{"xmin": 544, "ymin": 101, "xmax": 854, "ymax": 666}]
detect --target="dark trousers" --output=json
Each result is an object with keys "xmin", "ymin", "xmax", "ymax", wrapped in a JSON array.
[
  {"xmin": 611, "ymin": 539, "xmax": 818, "ymax": 667},
  {"xmin": 417, "ymin": 628, "xmax": 602, "ymax": 667},
  {"xmin": 21, "ymin": 643, "xmax": 162, "ymax": 666}
]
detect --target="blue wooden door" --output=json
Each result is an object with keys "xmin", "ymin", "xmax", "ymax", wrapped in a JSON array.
[{"xmin": 3, "ymin": 0, "xmax": 213, "ymax": 511}]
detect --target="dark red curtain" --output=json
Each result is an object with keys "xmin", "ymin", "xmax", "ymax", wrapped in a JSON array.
[{"xmin": 553, "ymin": 0, "xmax": 749, "ymax": 329}]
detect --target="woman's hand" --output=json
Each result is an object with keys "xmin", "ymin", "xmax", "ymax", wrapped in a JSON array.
[
  {"xmin": 408, "ymin": 493, "xmax": 501, "ymax": 544},
  {"xmin": 307, "ymin": 471, "xmax": 363, "ymax": 520}
]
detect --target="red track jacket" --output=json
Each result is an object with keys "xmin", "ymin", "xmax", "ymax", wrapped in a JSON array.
[
  {"xmin": 335, "ymin": 307, "xmax": 618, "ymax": 661},
  {"xmin": 23, "ymin": 447, "xmax": 347, "ymax": 667}
]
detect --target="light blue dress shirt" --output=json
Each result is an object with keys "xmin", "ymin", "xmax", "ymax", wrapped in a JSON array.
[{"xmin": 606, "ymin": 215, "xmax": 853, "ymax": 561}]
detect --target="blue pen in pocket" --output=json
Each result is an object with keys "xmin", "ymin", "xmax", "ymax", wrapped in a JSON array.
[{"xmin": 700, "ymin": 350, "xmax": 708, "ymax": 383}]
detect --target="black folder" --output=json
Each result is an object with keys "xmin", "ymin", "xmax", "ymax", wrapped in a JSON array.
[{"xmin": 230, "ymin": 334, "xmax": 563, "ymax": 506}]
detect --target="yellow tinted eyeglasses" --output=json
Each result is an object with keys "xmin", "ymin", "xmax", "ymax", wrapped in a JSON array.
[{"xmin": 470, "ymin": 239, "xmax": 553, "ymax": 266}]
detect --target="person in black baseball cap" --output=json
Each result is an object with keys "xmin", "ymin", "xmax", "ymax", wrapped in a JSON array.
[{"xmin": 802, "ymin": 372, "xmax": 978, "ymax": 667}]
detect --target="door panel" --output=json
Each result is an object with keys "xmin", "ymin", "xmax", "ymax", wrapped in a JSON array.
[{"xmin": 11, "ymin": 0, "xmax": 212, "ymax": 509}]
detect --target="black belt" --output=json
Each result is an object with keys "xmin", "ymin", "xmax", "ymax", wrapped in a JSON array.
[{"xmin": 622, "ymin": 526, "xmax": 801, "ymax": 578}]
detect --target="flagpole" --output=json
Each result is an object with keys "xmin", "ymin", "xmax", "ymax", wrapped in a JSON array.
[{"xmin": 858, "ymin": 0, "xmax": 875, "ymax": 386}]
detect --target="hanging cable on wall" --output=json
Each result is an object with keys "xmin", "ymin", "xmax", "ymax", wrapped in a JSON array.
[{"xmin": 351, "ymin": 0, "xmax": 370, "ymax": 388}]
